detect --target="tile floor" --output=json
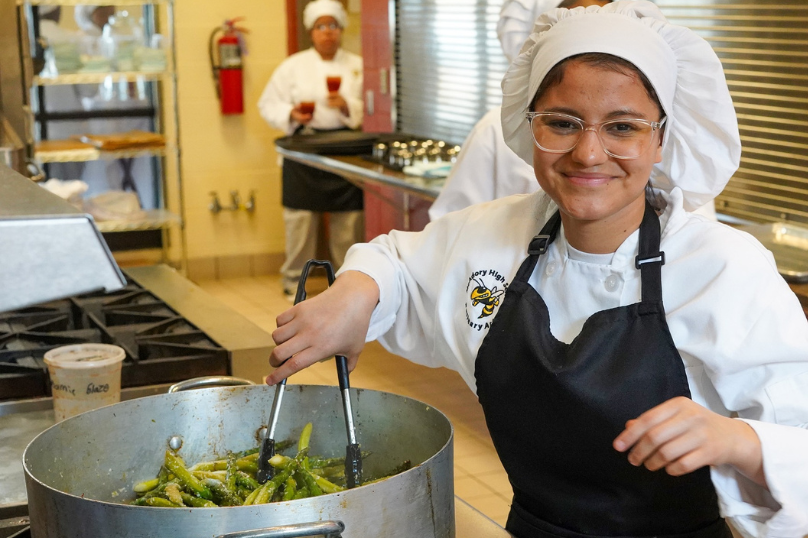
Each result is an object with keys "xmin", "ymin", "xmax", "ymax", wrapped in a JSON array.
[{"xmin": 195, "ymin": 273, "xmax": 513, "ymax": 526}]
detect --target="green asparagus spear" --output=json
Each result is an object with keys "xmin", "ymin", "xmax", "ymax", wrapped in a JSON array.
[
  {"xmin": 282, "ymin": 477, "xmax": 297, "ymax": 501},
  {"xmin": 225, "ymin": 453, "xmax": 238, "ymax": 493},
  {"xmin": 133, "ymin": 477, "xmax": 160, "ymax": 494},
  {"xmin": 235, "ymin": 471, "xmax": 260, "ymax": 490},
  {"xmin": 192, "ymin": 470, "xmax": 227, "ymax": 481},
  {"xmin": 164, "ymin": 483, "xmax": 184, "ymax": 505},
  {"xmin": 202, "ymin": 478, "xmax": 243, "ymax": 506},
  {"xmin": 308, "ymin": 451, "xmax": 372, "ymax": 468},
  {"xmin": 298, "ymin": 422, "xmax": 313, "ymax": 453},
  {"xmin": 251, "ymin": 462, "xmax": 297, "ymax": 505},
  {"xmin": 133, "ymin": 496, "xmax": 182, "ymax": 507},
  {"xmin": 179, "ymin": 492, "xmax": 218, "ymax": 508},
  {"xmin": 242, "ymin": 484, "xmax": 263, "ymax": 506},
  {"xmin": 312, "ymin": 474, "xmax": 345, "ymax": 494},
  {"xmin": 269, "ymin": 454, "xmax": 293, "ymax": 468},
  {"xmin": 236, "ymin": 461, "xmax": 259, "ymax": 474},
  {"xmin": 295, "ymin": 469, "xmax": 323, "ymax": 496},
  {"xmin": 164, "ymin": 450, "xmax": 213, "ymax": 500}
]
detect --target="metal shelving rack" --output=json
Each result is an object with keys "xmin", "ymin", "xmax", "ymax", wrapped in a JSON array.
[{"xmin": 16, "ymin": 0, "xmax": 185, "ymax": 265}]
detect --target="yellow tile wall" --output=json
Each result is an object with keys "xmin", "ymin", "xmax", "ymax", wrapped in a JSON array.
[
  {"xmin": 173, "ymin": 0, "xmax": 363, "ymax": 268},
  {"xmin": 173, "ymin": 0, "xmax": 288, "ymax": 262}
]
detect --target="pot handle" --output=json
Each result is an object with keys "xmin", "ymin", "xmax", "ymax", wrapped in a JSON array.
[
  {"xmin": 215, "ymin": 520, "xmax": 345, "ymax": 538},
  {"xmin": 168, "ymin": 376, "xmax": 256, "ymax": 393}
]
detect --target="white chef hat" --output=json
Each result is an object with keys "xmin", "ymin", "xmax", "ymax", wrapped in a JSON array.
[
  {"xmin": 501, "ymin": 0, "xmax": 741, "ymax": 211},
  {"xmin": 497, "ymin": 0, "xmax": 562, "ymax": 62},
  {"xmin": 303, "ymin": 0, "xmax": 348, "ymax": 31},
  {"xmin": 74, "ymin": 5, "xmax": 102, "ymax": 36}
]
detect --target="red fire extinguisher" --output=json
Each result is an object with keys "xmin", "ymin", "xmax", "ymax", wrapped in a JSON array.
[{"xmin": 209, "ymin": 18, "xmax": 248, "ymax": 115}]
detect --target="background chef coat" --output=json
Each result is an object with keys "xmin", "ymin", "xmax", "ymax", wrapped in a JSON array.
[
  {"xmin": 339, "ymin": 188, "xmax": 808, "ymax": 537},
  {"xmin": 428, "ymin": 107, "xmax": 537, "ymax": 220},
  {"xmin": 257, "ymin": 48, "xmax": 363, "ymax": 136}
]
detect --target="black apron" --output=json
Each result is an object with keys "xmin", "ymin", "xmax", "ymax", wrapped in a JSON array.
[
  {"xmin": 475, "ymin": 203, "xmax": 731, "ymax": 538},
  {"xmin": 281, "ymin": 128, "xmax": 364, "ymax": 212}
]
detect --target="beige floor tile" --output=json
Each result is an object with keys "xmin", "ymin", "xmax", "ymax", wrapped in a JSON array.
[{"xmin": 465, "ymin": 495, "xmax": 512, "ymax": 527}]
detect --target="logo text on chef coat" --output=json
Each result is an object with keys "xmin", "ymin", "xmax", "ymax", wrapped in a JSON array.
[{"xmin": 465, "ymin": 269, "xmax": 509, "ymax": 330}]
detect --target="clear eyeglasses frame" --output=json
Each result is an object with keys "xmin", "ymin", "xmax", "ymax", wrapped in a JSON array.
[
  {"xmin": 314, "ymin": 22, "xmax": 341, "ymax": 32},
  {"xmin": 525, "ymin": 112, "xmax": 667, "ymax": 160}
]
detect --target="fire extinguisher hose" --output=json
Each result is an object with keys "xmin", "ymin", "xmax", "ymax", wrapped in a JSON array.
[{"xmin": 209, "ymin": 27, "xmax": 222, "ymax": 99}]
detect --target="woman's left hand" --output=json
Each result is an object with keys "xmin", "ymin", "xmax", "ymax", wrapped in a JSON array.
[
  {"xmin": 613, "ymin": 396, "xmax": 767, "ymax": 487},
  {"xmin": 326, "ymin": 93, "xmax": 349, "ymax": 116}
]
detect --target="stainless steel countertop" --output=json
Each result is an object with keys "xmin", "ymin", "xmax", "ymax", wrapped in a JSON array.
[
  {"xmin": 124, "ymin": 265, "xmax": 275, "ymax": 356},
  {"xmin": 0, "ymin": 384, "xmax": 172, "ymax": 508},
  {"xmin": 124, "ymin": 265, "xmax": 276, "ymax": 381},
  {"xmin": 275, "ymin": 147, "xmax": 443, "ymax": 201}
]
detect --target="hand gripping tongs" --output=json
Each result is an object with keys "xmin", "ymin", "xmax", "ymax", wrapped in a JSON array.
[{"xmin": 256, "ymin": 259, "xmax": 363, "ymax": 489}]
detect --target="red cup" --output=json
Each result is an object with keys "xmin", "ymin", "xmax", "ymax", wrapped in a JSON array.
[
  {"xmin": 326, "ymin": 76, "xmax": 342, "ymax": 93},
  {"xmin": 299, "ymin": 101, "xmax": 315, "ymax": 115}
]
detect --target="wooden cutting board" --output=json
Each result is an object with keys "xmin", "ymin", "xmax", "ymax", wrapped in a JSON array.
[
  {"xmin": 36, "ymin": 139, "xmax": 96, "ymax": 152},
  {"xmin": 73, "ymin": 131, "xmax": 166, "ymax": 151}
]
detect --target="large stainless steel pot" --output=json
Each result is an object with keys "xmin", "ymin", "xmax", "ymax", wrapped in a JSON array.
[{"xmin": 23, "ymin": 384, "xmax": 454, "ymax": 538}]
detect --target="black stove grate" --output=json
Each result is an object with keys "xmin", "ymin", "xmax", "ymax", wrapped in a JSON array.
[{"xmin": 0, "ymin": 281, "xmax": 229, "ymax": 401}]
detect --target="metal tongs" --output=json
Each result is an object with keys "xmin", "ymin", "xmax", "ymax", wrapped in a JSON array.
[{"xmin": 256, "ymin": 259, "xmax": 363, "ymax": 488}]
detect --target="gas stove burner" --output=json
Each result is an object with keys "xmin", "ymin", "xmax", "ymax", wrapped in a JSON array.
[{"xmin": 0, "ymin": 280, "xmax": 229, "ymax": 401}]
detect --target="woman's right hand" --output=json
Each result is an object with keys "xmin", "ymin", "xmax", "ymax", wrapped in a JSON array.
[
  {"xmin": 290, "ymin": 105, "xmax": 313, "ymax": 125},
  {"xmin": 266, "ymin": 271, "xmax": 380, "ymax": 385}
]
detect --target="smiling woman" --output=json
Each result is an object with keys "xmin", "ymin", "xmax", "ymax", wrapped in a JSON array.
[
  {"xmin": 263, "ymin": 2, "xmax": 808, "ymax": 537},
  {"xmin": 528, "ymin": 58, "xmax": 665, "ymax": 253}
]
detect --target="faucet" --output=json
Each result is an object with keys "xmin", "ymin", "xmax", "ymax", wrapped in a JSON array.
[
  {"xmin": 209, "ymin": 191, "xmax": 222, "ymax": 213},
  {"xmin": 229, "ymin": 190, "xmax": 241, "ymax": 211},
  {"xmin": 244, "ymin": 190, "xmax": 256, "ymax": 212}
]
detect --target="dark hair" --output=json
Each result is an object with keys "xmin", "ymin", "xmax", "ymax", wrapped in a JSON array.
[
  {"xmin": 530, "ymin": 53, "xmax": 664, "ymax": 118},
  {"xmin": 556, "ymin": 0, "xmax": 612, "ymax": 8}
]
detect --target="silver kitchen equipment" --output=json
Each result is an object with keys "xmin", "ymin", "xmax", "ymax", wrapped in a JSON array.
[
  {"xmin": 739, "ymin": 222, "xmax": 808, "ymax": 283},
  {"xmin": 23, "ymin": 383, "xmax": 455, "ymax": 538},
  {"xmin": 0, "ymin": 163, "xmax": 126, "ymax": 312}
]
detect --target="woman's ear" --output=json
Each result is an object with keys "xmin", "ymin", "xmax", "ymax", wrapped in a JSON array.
[{"xmin": 654, "ymin": 129, "xmax": 664, "ymax": 164}]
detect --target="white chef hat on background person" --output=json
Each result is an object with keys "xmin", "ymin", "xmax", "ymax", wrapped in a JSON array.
[
  {"xmin": 303, "ymin": 0, "xmax": 348, "ymax": 31},
  {"xmin": 501, "ymin": 0, "xmax": 741, "ymax": 211},
  {"xmin": 74, "ymin": 5, "xmax": 103, "ymax": 36},
  {"xmin": 497, "ymin": 0, "xmax": 562, "ymax": 62}
]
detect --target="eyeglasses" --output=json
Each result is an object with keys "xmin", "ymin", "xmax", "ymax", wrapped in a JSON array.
[
  {"xmin": 314, "ymin": 22, "xmax": 340, "ymax": 31},
  {"xmin": 525, "ymin": 112, "xmax": 666, "ymax": 160}
]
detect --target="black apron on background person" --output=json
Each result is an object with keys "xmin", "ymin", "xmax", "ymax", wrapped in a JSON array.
[
  {"xmin": 475, "ymin": 203, "xmax": 732, "ymax": 538},
  {"xmin": 281, "ymin": 128, "xmax": 364, "ymax": 212}
]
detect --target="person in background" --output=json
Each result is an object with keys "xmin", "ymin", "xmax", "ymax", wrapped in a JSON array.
[
  {"xmin": 73, "ymin": 5, "xmax": 115, "ymax": 37},
  {"xmin": 258, "ymin": 0, "xmax": 364, "ymax": 301},
  {"xmin": 266, "ymin": 1, "xmax": 808, "ymax": 536},
  {"xmin": 429, "ymin": 0, "xmax": 610, "ymax": 221}
]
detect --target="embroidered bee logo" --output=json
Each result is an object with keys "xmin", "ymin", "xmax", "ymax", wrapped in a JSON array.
[{"xmin": 470, "ymin": 277, "xmax": 505, "ymax": 319}]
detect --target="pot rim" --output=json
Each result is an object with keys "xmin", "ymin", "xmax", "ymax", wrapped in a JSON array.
[{"xmin": 23, "ymin": 383, "xmax": 455, "ymax": 509}]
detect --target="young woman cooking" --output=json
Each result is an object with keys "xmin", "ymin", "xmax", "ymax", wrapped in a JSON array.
[{"xmin": 266, "ymin": 2, "xmax": 808, "ymax": 536}]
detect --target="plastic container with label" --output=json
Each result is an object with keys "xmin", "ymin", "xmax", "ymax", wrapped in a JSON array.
[{"xmin": 43, "ymin": 344, "xmax": 126, "ymax": 422}]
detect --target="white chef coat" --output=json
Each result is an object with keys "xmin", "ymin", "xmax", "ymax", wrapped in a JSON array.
[
  {"xmin": 339, "ymin": 187, "xmax": 808, "ymax": 537},
  {"xmin": 258, "ymin": 48, "xmax": 363, "ymax": 136},
  {"xmin": 428, "ymin": 107, "xmax": 538, "ymax": 220}
]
